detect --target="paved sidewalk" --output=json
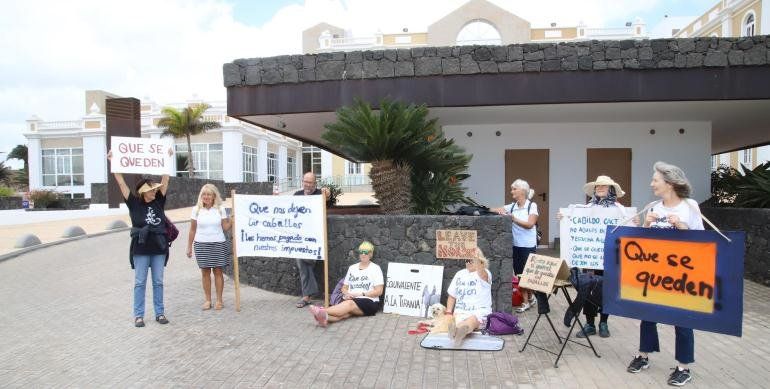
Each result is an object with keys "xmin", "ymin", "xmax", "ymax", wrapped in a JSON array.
[
  {"xmin": 0, "ymin": 206, "xmax": 194, "ymax": 257},
  {"xmin": 0, "ymin": 223, "xmax": 768, "ymax": 387}
]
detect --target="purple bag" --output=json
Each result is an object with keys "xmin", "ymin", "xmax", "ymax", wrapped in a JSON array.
[
  {"xmin": 330, "ymin": 277, "xmax": 345, "ymax": 306},
  {"xmin": 484, "ymin": 312, "xmax": 524, "ymax": 335}
]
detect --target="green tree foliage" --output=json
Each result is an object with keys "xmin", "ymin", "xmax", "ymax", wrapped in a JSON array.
[
  {"xmin": 322, "ymin": 98, "xmax": 475, "ymax": 214},
  {"xmin": 157, "ymin": 103, "xmax": 221, "ymax": 177},
  {"xmin": 709, "ymin": 162, "xmax": 770, "ymax": 208},
  {"xmin": 8, "ymin": 144, "xmax": 28, "ymax": 169}
]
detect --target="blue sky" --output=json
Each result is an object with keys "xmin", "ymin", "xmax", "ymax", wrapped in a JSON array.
[{"xmin": 0, "ymin": 0, "xmax": 719, "ymax": 167}]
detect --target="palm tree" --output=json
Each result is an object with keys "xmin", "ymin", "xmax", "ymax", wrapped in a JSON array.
[
  {"xmin": 8, "ymin": 145, "xmax": 27, "ymax": 169},
  {"xmin": 323, "ymin": 99, "xmax": 440, "ymax": 214},
  {"xmin": 0, "ymin": 162, "xmax": 12, "ymax": 186},
  {"xmin": 156, "ymin": 104, "xmax": 221, "ymax": 177}
]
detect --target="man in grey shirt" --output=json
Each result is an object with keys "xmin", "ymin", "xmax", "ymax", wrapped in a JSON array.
[{"xmin": 293, "ymin": 172, "xmax": 330, "ymax": 307}]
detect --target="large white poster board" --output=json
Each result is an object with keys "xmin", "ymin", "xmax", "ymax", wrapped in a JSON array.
[
  {"xmin": 383, "ymin": 263, "xmax": 444, "ymax": 318},
  {"xmin": 559, "ymin": 205, "xmax": 637, "ymax": 269},
  {"xmin": 110, "ymin": 136, "xmax": 173, "ymax": 175},
  {"xmin": 233, "ymin": 194, "xmax": 326, "ymax": 260}
]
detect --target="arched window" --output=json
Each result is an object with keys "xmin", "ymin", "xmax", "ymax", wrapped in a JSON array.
[
  {"xmin": 456, "ymin": 20, "xmax": 502, "ymax": 46},
  {"xmin": 744, "ymin": 12, "xmax": 755, "ymax": 36}
]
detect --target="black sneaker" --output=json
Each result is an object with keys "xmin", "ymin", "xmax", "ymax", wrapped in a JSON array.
[
  {"xmin": 627, "ymin": 355, "xmax": 650, "ymax": 373},
  {"xmin": 155, "ymin": 315, "xmax": 169, "ymax": 324},
  {"xmin": 134, "ymin": 317, "xmax": 145, "ymax": 328},
  {"xmin": 668, "ymin": 367, "xmax": 692, "ymax": 386},
  {"xmin": 576, "ymin": 324, "xmax": 596, "ymax": 338}
]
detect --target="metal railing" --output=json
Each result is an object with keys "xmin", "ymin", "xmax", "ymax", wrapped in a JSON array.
[{"xmin": 275, "ymin": 174, "xmax": 372, "ymax": 194}]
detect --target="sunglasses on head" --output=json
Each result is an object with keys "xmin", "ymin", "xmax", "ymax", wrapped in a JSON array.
[
  {"xmin": 465, "ymin": 259, "xmax": 474, "ymax": 264},
  {"xmin": 358, "ymin": 250, "xmax": 371, "ymax": 255}
]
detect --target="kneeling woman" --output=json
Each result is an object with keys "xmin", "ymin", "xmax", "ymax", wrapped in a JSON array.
[
  {"xmin": 310, "ymin": 241, "xmax": 383, "ymax": 327},
  {"xmin": 447, "ymin": 250, "xmax": 492, "ymax": 346}
]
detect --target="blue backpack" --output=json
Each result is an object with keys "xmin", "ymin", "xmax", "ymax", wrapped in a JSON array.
[{"xmin": 484, "ymin": 312, "xmax": 524, "ymax": 335}]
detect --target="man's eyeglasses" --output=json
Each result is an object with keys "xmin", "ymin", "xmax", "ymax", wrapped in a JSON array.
[{"xmin": 358, "ymin": 250, "xmax": 372, "ymax": 255}]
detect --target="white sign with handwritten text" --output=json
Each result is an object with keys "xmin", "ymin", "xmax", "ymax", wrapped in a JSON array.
[
  {"xmin": 110, "ymin": 136, "xmax": 173, "ymax": 175},
  {"xmin": 559, "ymin": 205, "xmax": 637, "ymax": 269},
  {"xmin": 233, "ymin": 194, "xmax": 326, "ymax": 260},
  {"xmin": 383, "ymin": 263, "xmax": 444, "ymax": 318}
]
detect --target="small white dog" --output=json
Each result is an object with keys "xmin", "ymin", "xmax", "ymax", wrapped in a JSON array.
[{"xmin": 418, "ymin": 303, "xmax": 453, "ymax": 334}]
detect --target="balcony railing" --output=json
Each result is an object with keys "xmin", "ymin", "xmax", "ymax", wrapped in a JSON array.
[{"xmin": 37, "ymin": 120, "xmax": 82, "ymax": 130}]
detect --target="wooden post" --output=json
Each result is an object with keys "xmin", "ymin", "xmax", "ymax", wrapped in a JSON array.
[
  {"xmin": 322, "ymin": 198, "xmax": 330, "ymax": 308},
  {"xmin": 231, "ymin": 190, "xmax": 241, "ymax": 312}
]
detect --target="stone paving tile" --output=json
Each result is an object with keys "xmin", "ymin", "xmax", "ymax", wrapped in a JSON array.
[{"xmin": 0, "ymin": 223, "xmax": 768, "ymax": 388}]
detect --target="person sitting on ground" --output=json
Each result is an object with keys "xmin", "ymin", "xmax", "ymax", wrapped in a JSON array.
[
  {"xmin": 558, "ymin": 175, "xmax": 638, "ymax": 338},
  {"xmin": 293, "ymin": 172, "xmax": 330, "ymax": 308},
  {"xmin": 310, "ymin": 241, "xmax": 383, "ymax": 327},
  {"xmin": 446, "ymin": 249, "xmax": 492, "ymax": 346}
]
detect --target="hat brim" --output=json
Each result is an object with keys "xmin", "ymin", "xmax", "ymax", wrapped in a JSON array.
[
  {"xmin": 138, "ymin": 182, "xmax": 164, "ymax": 194},
  {"xmin": 583, "ymin": 182, "xmax": 625, "ymax": 198}
]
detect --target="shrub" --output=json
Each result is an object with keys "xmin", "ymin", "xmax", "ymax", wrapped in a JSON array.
[
  {"xmin": 0, "ymin": 186, "xmax": 15, "ymax": 197},
  {"xmin": 320, "ymin": 181, "xmax": 343, "ymax": 206},
  {"xmin": 29, "ymin": 189, "xmax": 60, "ymax": 208},
  {"xmin": 708, "ymin": 162, "xmax": 770, "ymax": 208}
]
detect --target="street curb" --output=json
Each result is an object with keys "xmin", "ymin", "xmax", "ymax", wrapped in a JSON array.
[{"xmin": 0, "ymin": 219, "xmax": 191, "ymax": 264}]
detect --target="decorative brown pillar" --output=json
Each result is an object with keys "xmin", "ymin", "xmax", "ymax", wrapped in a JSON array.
[{"xmin": 105, "ymin": 98, "xmax": 141, "ymax": 208}]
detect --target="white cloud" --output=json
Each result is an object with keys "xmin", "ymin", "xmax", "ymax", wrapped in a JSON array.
[{"xmin": 0, "ymin": 0, "xmax": 665, "ymax": 158}]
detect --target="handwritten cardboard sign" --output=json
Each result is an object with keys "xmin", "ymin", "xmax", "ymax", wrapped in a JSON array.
[
  {"xmin": 603, "ymin": 226, "xmax": 745, "ymax": 337},
  {"xmin": 110, "ymin": 136, "xmax": 173, "ymax": 175},
  {"xmin": 383, "ymin": 263, "xmax": 444, "ymax": 318},
  {"xmin": 518, "ymin": 254, "xmax": 570, "ymax": 293},
  {"xmin": 436, "ymin": 229, "xmax": 477, "ymax": 259},
  {"xmin": 233, "ymin": 194, "xmax": 326, "ymax": 260},
  {"xmin": 559, "ymin": 205, "xmax": 637, "ymax": 269}
]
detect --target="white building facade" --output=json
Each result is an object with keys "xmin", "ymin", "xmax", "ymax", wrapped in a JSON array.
[{"xmin": 23, "ymin": 94, "xmax": 304, "ymax": 198}]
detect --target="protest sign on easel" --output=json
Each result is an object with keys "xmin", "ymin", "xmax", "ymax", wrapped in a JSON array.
[
  {"xmin": 518, "ymin": 254, "xmax": 570, "ymax": 293},
  {"xmin": 383, "ymin": 263, "xmax": 444, "ymax": 318},
  {"xmin": 110, "ymin": 136, "xmax": 173, "ymax": 175},
  {"xmin": 435, "ymin": 230, "xmax": 477, "ymax": 259},
  {"xmin": 559, "ymin": 205, "xmax": 637, "ymax": 269},
  {"xmin": 231, "ymin": 193, "xmax": 329, "ymax": 311}
]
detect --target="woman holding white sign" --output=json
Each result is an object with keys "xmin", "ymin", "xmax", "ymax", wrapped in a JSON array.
[
  {"xmin": 107, "ymin": 149, "xmax": 173, "ymax": 328},
  {"xmin": 558, "ymin": 175, "xmax": 636, "ymax": 338},
  {"xmin": 446, "ymin": 249, "xmax": 492, "ymax": 346},
  {"xmin": 626, "ymin": 162, "xmax": 703, "ymax": 387},
  {"xmin": 310, "ymin": 241, "xmax": 384, "ymax": 327},
  {"xmin": 493, "ymin": 179, "xmax": 539, "ymax": 312},
  {"xmin": 186, "ymin": 184, "xmax": 232, "ymax": 311}
]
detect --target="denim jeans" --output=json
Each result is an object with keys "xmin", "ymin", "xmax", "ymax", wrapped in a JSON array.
[
  {"xmin": 639, "ymin": 321, "xmax": 694, "ymax": 364},
  {"xmin": 133, "ymin": 254, "xmax": 166, "ymax": 318}
]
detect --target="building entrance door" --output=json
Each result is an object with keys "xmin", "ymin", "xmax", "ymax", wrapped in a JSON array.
[
  {"xmin": 504, "ymin": 149, "xmax": 549, "ymax": 246},
  {"xmin": 586, "ymin": 148, "xmax": 632, "ymax": 207}
]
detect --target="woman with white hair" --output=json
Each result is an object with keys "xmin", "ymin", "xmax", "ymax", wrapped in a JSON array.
[
  {"xmin": 626, "ymin": 161, "xmax": 703, "ymax": 387},
  {"xmin": 446, "ymin": 249, "xmax": 492, "ymax": 346},
  {"xmin": 186, "ymin": 184, "xmax": 232, "ymax": 311},
  {"xmin": 494, "ymin": 179, "xmax": 539, "ymax": 312}
]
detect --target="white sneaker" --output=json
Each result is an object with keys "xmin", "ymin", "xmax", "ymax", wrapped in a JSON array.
[
  {"xmin": 529, "ymin": 296, "xmax": 537, "ymax": 306},
  {"xmin": 516, "ymin": 302, "xmax": 531, "ymax": 313}
]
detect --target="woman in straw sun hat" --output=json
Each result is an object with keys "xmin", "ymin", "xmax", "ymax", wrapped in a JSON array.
[
  {"xmin": 107, "ymin": 148, "xmax": 174, "ymax": 328},
  {"xmin": 558, "ymin": 175, "xmax": 637, "ymax": 339}
]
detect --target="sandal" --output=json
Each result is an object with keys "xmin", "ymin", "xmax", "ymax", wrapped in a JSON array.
[
  {"xmin": 215, "ymin": 301, "xmax": 224, "ymax": 310},
  {"xmin": 201, "ymin": 301, "xmax": 212, "ymax": 310},
  {"xmin": 155, "ymin": 315, "xmax": 169, "ymax": 324},
  {"xmin": 134, "ymin": 317, "xmax": 145, "ymax": 327},
  {"xmin": 296, "ymin": 299, "xmax": 311, "ymax": 308}
]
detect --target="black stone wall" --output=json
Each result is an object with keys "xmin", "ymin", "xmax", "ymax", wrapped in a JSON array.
[
  {"xmin": 702, "ymin": 207, "xmax": 770, "ymax": 286},
  {"xmin": 231, "ymin": 214, "xmax": 514, "ymax": 313},
  {"xmin": 225, "ymin": 36, "xmax": 770, "ymax": 87},
  {"xmin": 92, "ymin": 178, "xmax": 272, "ymax": 209},
  {"xmin": 0, "ymin": 197, "xmax": 23, "ymax": 210}
]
